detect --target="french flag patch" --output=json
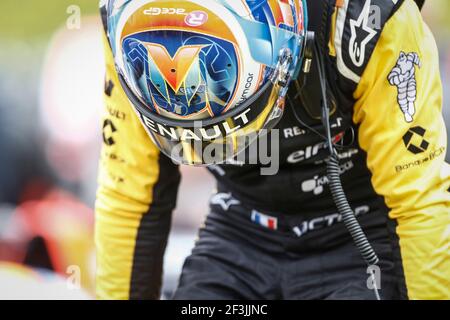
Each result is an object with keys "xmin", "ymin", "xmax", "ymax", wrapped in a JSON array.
[{"xmin": 251, "ymin": 210, "xmax": 278, "ymax": 230}]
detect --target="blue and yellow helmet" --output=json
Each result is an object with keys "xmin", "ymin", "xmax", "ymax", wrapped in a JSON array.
[{"xmin": 105, "ymin": 0, "xmax": 308, "ymax": 165}]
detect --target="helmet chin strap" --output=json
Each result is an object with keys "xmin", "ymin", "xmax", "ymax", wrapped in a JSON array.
[
  {"xmin": 293, "ymin": 31, "xmax": 316, "ymax": 82},
  {"xmin": 275, "ymin": 30, "xmax": 316, "ymax": 103}
]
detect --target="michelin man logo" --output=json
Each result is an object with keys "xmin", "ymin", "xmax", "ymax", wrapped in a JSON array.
[{"xmin": 388, "ymin": 52, "xmax": 421, "ymax": 123}]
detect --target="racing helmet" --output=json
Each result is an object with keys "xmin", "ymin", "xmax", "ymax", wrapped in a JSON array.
[{"xmin": 105, "ymin": 0, "xmax": 308, "ymax": 165}]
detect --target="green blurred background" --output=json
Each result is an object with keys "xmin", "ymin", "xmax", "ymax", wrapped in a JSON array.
[
  {"xmin": 0, "ymin": 0, "xmax": 449, "ymax": 40},
  {"xmin": 0, "ymin": 1, "xmax": 98, "ymax": 41}
]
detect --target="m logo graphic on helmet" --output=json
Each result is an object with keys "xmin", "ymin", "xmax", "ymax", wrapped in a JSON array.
[{"xmin": 144, "ymin": 43, "xmax": 208, "ymax": 94}]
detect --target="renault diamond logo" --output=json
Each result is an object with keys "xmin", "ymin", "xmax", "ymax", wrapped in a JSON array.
[{"xmin": 403, "ymin": 126, "xmax": 429, "ymax": 154}]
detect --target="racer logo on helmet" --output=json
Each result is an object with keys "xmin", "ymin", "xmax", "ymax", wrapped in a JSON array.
[{"xmin": 144, "ymin": 43, "xmax": 208, "ymax": 98}]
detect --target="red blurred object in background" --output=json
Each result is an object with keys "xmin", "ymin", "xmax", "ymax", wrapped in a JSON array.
[{"xmin": 0, "ymin": 187, "xmax": 95, "ymax": 291}]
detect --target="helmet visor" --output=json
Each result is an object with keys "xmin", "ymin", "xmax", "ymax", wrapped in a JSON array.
[{"xmin": 120, "ymin": 72, "xmax": 285, "ymax": 165}]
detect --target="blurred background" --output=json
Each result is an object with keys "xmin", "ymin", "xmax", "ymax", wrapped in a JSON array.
[{"xmin": 0, "ymin": 0, "xmax": 448, "ymax": 299}]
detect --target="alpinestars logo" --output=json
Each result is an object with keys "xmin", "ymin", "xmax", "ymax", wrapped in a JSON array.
[
  {"xmin": 388, "ymin": 52, "xmax": 421, "ymax": 123},
  {"xmin": 403, "ymin": 126, "xmax": 429, "ymax": 154},
  {"xmin": 349, "ymin": 0, "xmax": 378, "ymax": 67},
  {"xmin": 210, "ymin": 193, "xmax": 240, "ymax": 211}
]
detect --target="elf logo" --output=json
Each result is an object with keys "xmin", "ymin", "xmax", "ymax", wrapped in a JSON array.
[
  {"xmin": 287, "ymin": 133, "xmax": 344, "ymax": 164},
  {"xmin": 287, "ymin": 141, "xmax": 326, "ymax": 164}
]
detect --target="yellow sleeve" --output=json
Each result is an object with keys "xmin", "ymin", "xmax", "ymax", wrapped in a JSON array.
[
  {"xmin": 95, "ymin": 34, "xmax": 181, "ymax": 300},
  {"xmin": 353, "ymin": 0, "xmax": 450, "ymax": 299}
]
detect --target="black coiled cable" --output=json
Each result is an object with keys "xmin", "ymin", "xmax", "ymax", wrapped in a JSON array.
[
  {"xmin": 313, "ymin": 39, "xmax": 381, "ymax": 300},
  {"xmin": 326, "ymin": 155, "xmax": 379, "ymax": 266}
]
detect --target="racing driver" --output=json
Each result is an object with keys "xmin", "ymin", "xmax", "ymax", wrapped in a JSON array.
[{"xmin": 96, "ymin": 0, "xmax": 449, "ymax": 300}]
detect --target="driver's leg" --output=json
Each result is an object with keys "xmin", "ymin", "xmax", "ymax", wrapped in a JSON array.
[{"xmin": 173, "ymin": 202, "xmax": 283, "ymax": 300}]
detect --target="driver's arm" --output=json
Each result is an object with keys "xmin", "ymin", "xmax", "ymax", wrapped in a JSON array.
[
  {"xmin": 95, "ymin": 33, "xmax": 181, "ymax": 300},
  {"xmin": 353, "ymin": 0, "xmax": 450, "ymax": 299}
]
